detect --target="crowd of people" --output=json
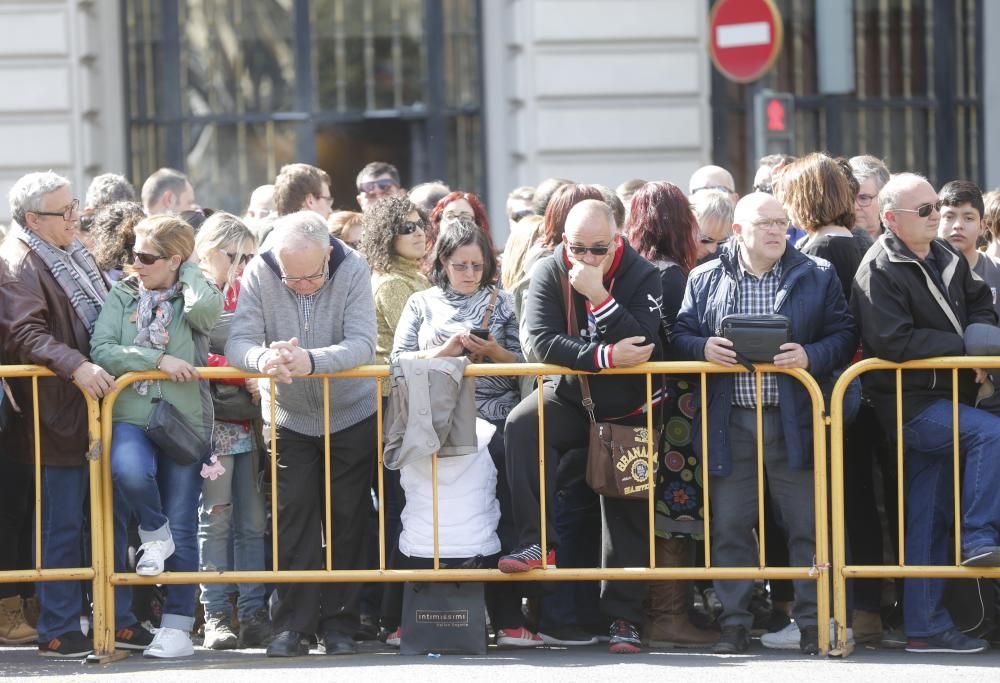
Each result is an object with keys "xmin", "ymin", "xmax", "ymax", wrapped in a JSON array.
[{"xmin": 2, "ymin": 152, "xmax": 1000, "ymax": 662}]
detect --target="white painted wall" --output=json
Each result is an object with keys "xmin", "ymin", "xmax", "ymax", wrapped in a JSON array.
[
  {"xmin": 0, "ymin": 0, "xmax": 127, "ymax": 224},
  {"xmin": 483, "ymin": 0, "xmax": 712, "ymax": 243}
]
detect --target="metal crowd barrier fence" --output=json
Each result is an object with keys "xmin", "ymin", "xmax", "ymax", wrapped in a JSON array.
[
  {"xmin": 86, "ymin": 361, "xmax": 830, "ymax": 657},
  {"xmin": 0, "ymin": 366, "xmax": 109, "ymax": 657},
  {"xmin": 829, "ymin": 356, "xmax": 1000, "ymax": 658}
]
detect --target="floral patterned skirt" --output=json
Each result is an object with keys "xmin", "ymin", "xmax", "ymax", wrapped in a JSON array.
[{"xmin": 655, "ymin": 379, "xmax": 704, "ymax": 539}]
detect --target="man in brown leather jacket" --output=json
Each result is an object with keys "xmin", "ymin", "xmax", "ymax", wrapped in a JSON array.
[{"xmin": 0, "ymin": 171, "xmax": 117, "ymax": 658}]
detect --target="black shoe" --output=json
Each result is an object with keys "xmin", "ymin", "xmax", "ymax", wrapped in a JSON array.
[
  {"xmin": 238, "ymin": 608, "xmax": 273, "ymax": 648},
  {"xmin": 713, "ymin": 624, "xmax": 749, "ymax": 654},
  {"xmin": 353, "ymin": 613, "xmax": 378, "ymax": 641},
  {"xmin": 906, "ymin": 628, "xmax": 989, "ymax": 654},
  {"xmin": 320, "ymin": 630, "xmax": 358, "ymax": 656},
  {"xmin": 38, "ymin": 630, "xmax": 93, "ymax": 658},
  {"xmin": 799, "ymin": 625, "xmax": 819, "ymax": 655},
  {"xmin": 115, "ymin": 623, "xmax": 155, "ymax": 651},
  {"xmin": 266, "ymin": 630, "xmax": 310, "ymax": 657}
]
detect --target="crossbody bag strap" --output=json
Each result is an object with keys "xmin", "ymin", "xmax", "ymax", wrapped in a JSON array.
[
  {"xmin": 562, "ymin": 273, "xmax": 597, "ymax": 424},
  {"xmin": 480, "ymin": 285, "xmax": 500, "ymax": 329}
]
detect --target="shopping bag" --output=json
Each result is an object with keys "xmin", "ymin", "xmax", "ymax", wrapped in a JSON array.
[{"xmin": 399, "ymin": 581, "xmax": 487, "ymax": 655}]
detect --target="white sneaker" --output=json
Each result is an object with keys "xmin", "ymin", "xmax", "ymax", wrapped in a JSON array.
[
  {"xmin": 136, "ymin": 538, "xmax": 175, "ymax": 576},
  {"xmin": 143, "ymin": 627, "xmax": 193, "ymax": 658},
  {"xmin": 760, "ymin": 620, "xmax": 854, "ymax": 650}
]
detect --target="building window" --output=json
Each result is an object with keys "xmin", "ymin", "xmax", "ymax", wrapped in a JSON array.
[{"xmin": 123, "ymin": 0, "xmax": 483, "ymax": 214}]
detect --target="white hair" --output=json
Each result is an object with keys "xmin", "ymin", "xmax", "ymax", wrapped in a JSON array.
[
  {"xmin": 8, "ymin": 171, "xmax": 71, "ymax": 226},
  {"xmin": 879, "ymin": 172, "xmax": 929, "ymax": 222},
  {"xmin": 270, "ymin": 210, "xmax": 330, "ymax": 256}
]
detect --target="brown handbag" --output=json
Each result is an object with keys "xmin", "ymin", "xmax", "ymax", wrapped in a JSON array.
[{"xmin": 563, "ymin": 275, "xmax": 660, "ymax": 499}]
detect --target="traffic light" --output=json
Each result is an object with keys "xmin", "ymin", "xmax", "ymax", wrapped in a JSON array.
[{"xmin": 753, "ymin": 90, "xmax": 795, "ymax": 161}]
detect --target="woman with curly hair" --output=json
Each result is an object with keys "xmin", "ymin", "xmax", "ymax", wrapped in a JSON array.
[
  {"xmin": 359, "ymin": 196, "xmax": 431, "ymax": 372},
  {"xmin": 89, "ymin": 201, "xmax": 145, "ymax": 280},
  {"xmin": 623, "ymin": 181, "xmax": 717, "ymax": 649}
]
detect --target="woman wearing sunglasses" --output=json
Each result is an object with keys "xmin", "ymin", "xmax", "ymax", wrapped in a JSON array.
[
  {"xmin": 191, "ymin": 212, "xmax": 272, "ymax": 650},
  {"xmin": 423, "ymin": 191, "xmax": 495, "ymax": 274},
  {"xmin": 90, "ymin": 215, "xmax": 223, "ymax": 658},
  {"xmin": 385, "ymin": 219, "xmax": 539, "ymax": 648}
]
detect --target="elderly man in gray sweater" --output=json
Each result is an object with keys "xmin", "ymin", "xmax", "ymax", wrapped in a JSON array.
[{"xmin": 227, "ymin": 210, "xmax": 377, "ymax": 657}]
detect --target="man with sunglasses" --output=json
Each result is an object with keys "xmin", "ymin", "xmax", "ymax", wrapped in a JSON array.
[
  {"xmin": 852, "ymin": 172, "xmax": 1000, "ymax": 654},
  {"xmin": 355, "ymin": 161, "xmax": 404, "ymax": 212},
  {"xmin": 501, "ymin": 199, "xmax": 664, "ymax": 654},
  {"xmin": 0, "ymin": 171, "xmax": 117, "ymax": 657},
  {"xmin": 227, "ymin": 210, "xmax": 377, "ymax": 658}
]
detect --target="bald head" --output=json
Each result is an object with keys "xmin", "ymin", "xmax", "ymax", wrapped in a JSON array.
[
  {"xmin": 565, "ymin": 199, "xmax": 615, "ymax": 240},
  {"xmin": 732, "ymin": 192, "xmax": 788, "ymax": 270},
  {"xmin": 246, "ymin": 184, "xmax": 275, "ymax": 220},
  {"xmin": 689, "ymin": 165, "xmax": 736, "ymax": 197},
  {"xmin": 734, "ymin": 192, "xmax": 784, "ymax": 226}
]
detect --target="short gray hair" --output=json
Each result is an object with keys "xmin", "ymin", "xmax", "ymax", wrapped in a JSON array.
[
  {"xmin": 849, "ymin": 155, "xmax": 891, "ymax": 192},
  {"xmin": 85, "ymin": 173, "xmax": 136, "ymax": 211},
  {"xmin": 271, "ymin": 210, "xmax": 330, "ymax": 256},
  {"xmin": 8, "ymin": 171, "xmax": 71, "ymax": 226},
  {"xmin": 879, "ymin": 172, "xmax": 929, "ymax": 221},
  {"xmin": 690, "ymin": 189, "xmax": 735, "ymax": 228}
]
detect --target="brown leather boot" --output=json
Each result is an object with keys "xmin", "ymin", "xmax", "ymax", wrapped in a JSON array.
[
  {"xmin": 0, "ymin": 595, "xmax": 37, "ymax": 645},
  {"xmin": 645, "ymin": 538, "xmax": 718, "ymax": 648}
]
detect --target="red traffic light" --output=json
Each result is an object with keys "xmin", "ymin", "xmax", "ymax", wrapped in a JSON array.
[{"xmin": 766, "ymin": 98, "xmax": 787, "ymax": 131}]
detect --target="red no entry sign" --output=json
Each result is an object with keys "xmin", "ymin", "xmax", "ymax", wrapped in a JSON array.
[{"xmin": 709, "ymin": 0, "xmax": 784, "ymax": 83}]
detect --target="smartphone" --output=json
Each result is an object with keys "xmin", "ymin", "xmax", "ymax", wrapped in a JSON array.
[{"xmin": 470, "ymin": 327, "xmax": 489, "ymax": 340}]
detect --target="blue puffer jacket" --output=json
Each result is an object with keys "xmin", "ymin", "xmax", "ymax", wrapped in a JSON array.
[{"xmin": 672, "ymin": 244, "xmax": 857, "ymax": 476}]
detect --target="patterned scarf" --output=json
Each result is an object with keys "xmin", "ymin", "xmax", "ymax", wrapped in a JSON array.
[
  {"xmin": 12, "ymin": 223, "xmax": 109, "ymax": 333},
  {"xmin": 133, "ymin": 279, "xmax": 182, "ymax": 396}
]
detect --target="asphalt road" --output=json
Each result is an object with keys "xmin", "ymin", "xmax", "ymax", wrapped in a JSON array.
[{"xmin": 4, "ymin": 641, "xmax": 1000, "ymax": 683}]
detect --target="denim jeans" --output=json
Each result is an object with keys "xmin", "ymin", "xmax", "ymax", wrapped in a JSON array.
[
  {"xmin": 111, "ymin": 422, "xmax": 203, "ymax": 632},
  {"xmin": 198, "ymin": 450, "xmax": 268, "ymax": 619},
  {"xmin": 35, "ymin": 464, "xmax": 88, "ymax": 641},
  {"xmin": 900, "ymin": 399, "xmax": 1000, "ymax": 636}
]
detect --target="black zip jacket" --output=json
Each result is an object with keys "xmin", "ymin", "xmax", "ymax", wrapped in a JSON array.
[
  {"xmin": 524, "ymin": 240, "xmax": 663, "ymax": 423},
  {"xmin": 851, "ymin": 232, "xmax": 997, "ymax": 428}
]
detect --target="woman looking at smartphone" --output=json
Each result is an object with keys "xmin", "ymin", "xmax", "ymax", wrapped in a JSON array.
[{"xmin": 388, "ymin": 217, "xmax": 535, "ymax": 647}]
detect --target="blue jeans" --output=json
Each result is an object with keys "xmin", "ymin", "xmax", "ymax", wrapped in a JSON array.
[
  {"xmin": 198, "ymin": 450, "xmax": 268, "ymax": 619},
  {"xmin": 35, "ymin": 465, "xmax": 88, "ymax": 641},
  {"xmin": 111, "ymin": 422, "xmax": 202, "ymax": 631},
  {"xmin": 901, "ymin": 400, "xmax": 1000, "ymax": 636}
]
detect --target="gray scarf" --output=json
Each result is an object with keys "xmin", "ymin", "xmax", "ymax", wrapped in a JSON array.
[{"xmin": 12, "ymin": 223, "xmax": 109, "ymax": 333}]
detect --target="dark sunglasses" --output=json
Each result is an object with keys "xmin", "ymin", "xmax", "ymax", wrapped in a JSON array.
[
  {"xmin": 358, "ymin": 178, "xmax": 398, "ymax": 194},
  {"xmin": 132, "ymin": 250, "xmax": 168, "ymax": 266},
  {"xmin": 567, "ymin": 244, "xmax": 611, "ymax": 256},
  {"xmin": 225, "ymin": 251, "xmax": 253, "ymax": 266},
  {"xmin": 397, "ymin": 220, "xmax": 425, "ymax": 236},
  {"xmin": 895, "ymin": 200, "xmax": 943, "ymax": 218}
]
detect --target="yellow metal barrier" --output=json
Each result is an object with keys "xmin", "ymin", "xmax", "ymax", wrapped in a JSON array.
[
  {"xmin": 830, "ymin": 356, "xmax": 1000, "ymax": 658},
  {"xmin": 0, "ymin": 365, "xmax": 110, "ymax": 657},
  {"xmin": 95, "ymin": 361, "xmax": 830, "ymax": 654}
]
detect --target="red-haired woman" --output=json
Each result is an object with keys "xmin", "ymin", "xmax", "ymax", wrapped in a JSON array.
[
  {"xmin": 424, "ymin": 191, "xmax": 495, "ymax": 271},
  {"xmin": 624, "ymin": 181, "xmax": 717, "ymax": 648}
]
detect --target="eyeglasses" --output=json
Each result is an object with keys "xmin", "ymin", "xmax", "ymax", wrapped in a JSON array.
[
  {"xmin": 442, "ymin": 211, "xmax": 475, "ymax": 223},
  {"xmin": 692, "ymin": 185, "xmax": 734, "ymax": 195},
  {"xmin": 567, "ymin": 243, "xmax": 611, "ymax": 256},
  {"xmin": 856, "ymin": 193, "xmax": 877, "ymax": 207},
  {"xmin": 397, "ymin": 220, "xmax": 425, "ymax": 236},
  {"xmin": 317, "ymin": 194, "xmax": 333, "ymax": 203},
  {"xmin": 280, "ymin": 269, "xmax": 327, "ymax": 285},
  {"xmin": 225, "ymin": 251, "xmax": 253, "ymax": 266},
  {"xmin": 358, "ymin": 179, "xmax": 398, "ymax": 194},
  {"xmin": 698, "ymin": 234, "xmax": 719, "ymax": 245},
  {"xmin": 447, "ymin": 261, "xmax": 484, "ymax": 273},
  {"xmin": 510, "ymin": 208, "xmax": 534, "ymax": 223},
  {"xmin": 132, "ymin": 250, "xmax": 168, "ymax": 266},
  {"xmin": 32, "ymin": 198, "xmax": 80, "ymax": 221},
  {"xmin": 750, "ymin": 218, "xmax": 791, "ymax": 231},
  {"xmin": 894, "ymin": 200, "xmax": 943, "ymax": 218}
]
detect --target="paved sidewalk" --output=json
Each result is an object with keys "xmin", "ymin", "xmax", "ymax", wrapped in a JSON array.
[{"xmin": 3, "ymin": 641, "xmax": 1000, "ymax": 682}]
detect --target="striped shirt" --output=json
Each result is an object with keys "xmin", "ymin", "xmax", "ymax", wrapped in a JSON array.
[{"xmin": 733, "ymin": 248, "xmax": 781, "ymax": 408}]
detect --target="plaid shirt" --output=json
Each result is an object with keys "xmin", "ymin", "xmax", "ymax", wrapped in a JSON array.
[
  {"xmin": 297, "ymin": 293, "xmax": 316, "ymax": 332},
  {"xmin": 732, "ymin": 247, "xmax": 781, "ymax": 407}
]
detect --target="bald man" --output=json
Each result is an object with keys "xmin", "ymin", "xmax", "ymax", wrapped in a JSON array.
[
  {"xmin": 245, "ymin": 184, "xmax": 276, "ymax": 221},
  {"xmin": 852, "ymin": 173, "xmax": 1000, "ymax": 654},
  {"xmin": 688, "ymin": 164, "xmax": 739, "ymax": 205},
  {"xmin": 674, "ymin": 192, "xmax": 856, "ymax": 655},
  {"xmin": 500, "ymin": 199, "xmax": 663, "ymax": 654}
]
